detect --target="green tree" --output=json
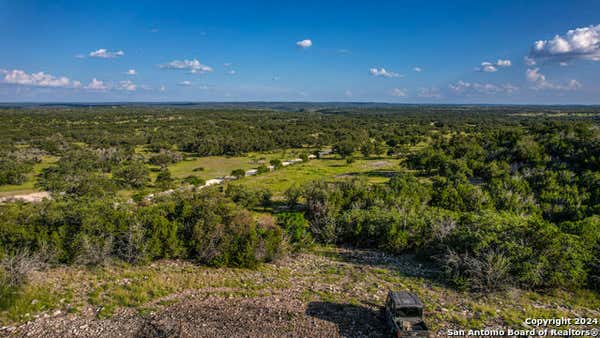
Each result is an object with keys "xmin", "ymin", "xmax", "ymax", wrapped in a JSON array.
[
  {"xmin": 155, "ymin": 167, "xmax": 174, "ymax": 189},
  {"xmin": 231, "ymin": 168, "xmax": 246, "ymax": 178},
  {"xmin": 113, "ymin": 161, "xmax": 149, "ymax": 188}
]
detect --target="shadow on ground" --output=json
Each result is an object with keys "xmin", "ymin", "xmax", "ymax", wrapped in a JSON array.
[
  {"xmin": 314, "ymin": 246, "xmax": 444, "ymax": 285},
  {"xmin": 306, "ymin": 301, "xmax": 387, "ymax": 337},
  {"xmin": 342, "ymin": 170, "xmax": 398, "ymax": 178}
]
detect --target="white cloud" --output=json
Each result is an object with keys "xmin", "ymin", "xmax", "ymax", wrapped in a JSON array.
[
  {"xmin": 526, "ymin": 68, "xmax": 544, "ymax": 83},
  {"xmin": 227, "ymin": 70, "xmax": 236, "ymax": 75},
  {"xmin": 475, "ymin": 59, "xmax": 511, "ymax": 72},
  {"xmin": 160, "ymin": 59, "xmax": 213, "ymax": 74},
  {"xmin": 89, "ymin": 48, "xmax": 124, "ymax": 58},
  {"xmin": 296, "ymin": 39, "xmax": 312, "ymax": 48},
  {"xmin": 526, "ymin": 68, "xmax": 581, "ymax": 91},
  {"xmin": 84, "ymin": 78, "xmax": 108, "ymax": 91},
  {"xmin": 160, "ymin": 85, "xmax": 166, "ymax": 92},
  {"xmin": 496, "ymin": 59, "xmax": 511, "ymax": 67},
  {"xmin": 478, "ymin": 62, "xmax": 498, "ymax": 72},
  {"xmin": 413, "ymin": 67, "xmax": 423, "ymax": 72},
  {"xmin": 417, "ymin": 87, "xmax": 442, "ymax": 99},
  {"xmin": 118, "ymin": 80, "xmax": 136, "ymax": 91},
  {"xmin": 177, "ymin": 81, "xmax": 192, "ymax": 86},
  {"xmin": 449, "ymin": 80, "xmax": 518, "ymax": 94},
  {"xmin": 125, "ymin": 69, "xmax": 136, "ymax": 75},
  {"xmin": 530, "ymin": 24, "xmax": 600, "ymax": 62},
  {"xmin": 391, "ymin": 88, "xmax": 407, "ymax": 97},
  {"xmin": 74, "ymin": 54, "xmax": 85, "ymax": 59},
  {"xmin": 524, "ymin": 56, "xmax": 537, "ymax": 66},
  {"xmin": 1, "ymin": 69, "xmax": 81, "ymax": 88},
  {"xmin": 369, "ymin": 67, "xmax": 402, "ymax": 78}
]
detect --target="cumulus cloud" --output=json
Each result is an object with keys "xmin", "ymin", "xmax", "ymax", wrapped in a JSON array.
[
  {"xmin": 391, "ymin": 88, "xmax": 408, "ymax": 97},
  {"xmin": 84, "ymin": 78, "xmax": 108, "ymax": 91},
  {"xmin": 160, "ymin": 59, "xmax": 213, "ymax": 74},
  {"xmin": 125, "ymin": 69, "xmax": 136, "ymax": 75},
  {"xmin": 227, "ymin": 69, "xmax": 236, "ymax": 75},
  {"xmin": 1, "ymin": 69, "xmax": 81, "ymax": 88},
  {"xmin": 417, "ymin": 87, "xmax": 442, "ymax": 99},
  {"xmin": 89, "ymin": 48, "xmax": 124, "ymax": 58},
  {"xmin": 529, "ymin": 24, "xmax": 600, "ymax": 62},
  {"xmin": 475, "ymin": 59, "xmax": 512, "ymax": 72},
  {"xmin": 369, "ymin": 67, "xmax": 402, "ymax": 78},
  {"xmin": 413, "ymin": 67, "xmax": 423, "ymax": 72},
  {"xmin": 177, "ymin": 81, "xmax": 192, "ymax": 86},
  {"xmin": 526, "ymin": 68, "xmax": 581, "ymax": 91},
  {"xmin": 296, "ymin": 39, "xmax": 312, "ymax": 48},
  {"xmin": 118, "ymin": 80, "xmax": 136, "ymax": 91},
  {"xmin": 449, "ymin": 80, "xmax": 518, "ymax": 94}
]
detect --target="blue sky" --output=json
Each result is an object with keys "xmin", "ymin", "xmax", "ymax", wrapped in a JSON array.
[{"xmin": 1, "ymin": 0, "xmax": 599, "ymax": 103}]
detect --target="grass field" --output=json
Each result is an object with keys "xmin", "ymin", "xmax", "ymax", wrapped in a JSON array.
[
  {"xmin": 234, "ymin": 155, "xmax": 399, "ymax": 196},
  {"xmin": 157, "ymin": 149, "xmax": 317, "ymax": 181},
  {"xmin": 0, "ymin": 152, "xmax": 400, "ymax": 199}
]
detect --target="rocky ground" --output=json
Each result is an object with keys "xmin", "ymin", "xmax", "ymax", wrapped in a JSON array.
[
  {"xmin": 5, "ymin": 294, "xmax": 387, "ymax": 337},
  {"xmin": 1, "ymin": 247, "xmax": 599, "ymax": 337}
]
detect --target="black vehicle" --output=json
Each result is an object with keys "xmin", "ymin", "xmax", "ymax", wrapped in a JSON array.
[{"xmin": 385, "ymin": 290, "xmax": 430, "ymax": 337}]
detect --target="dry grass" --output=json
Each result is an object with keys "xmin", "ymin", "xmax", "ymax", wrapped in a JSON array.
[{"xmin": 2, "ymin": 246, "xmax": 599, "ymax": 335}]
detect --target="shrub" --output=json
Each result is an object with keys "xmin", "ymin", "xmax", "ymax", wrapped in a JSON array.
[
  {"xmin": 0, "ymin": 156, "xmax": 33, "ymax": 185},
  {"xmin": 269, "ymin": 159, "xmax": 282, "ymax": 169},
  {"xmin": 256, "ymin": 165, "xmax": 269, "ymax": 174},
  {"xmin": 441, "ymin": 249, "xmax": 512, "ymax": 292},
  {"xmin": 226, "ymin": 185, "xmax": 272, "ymax": 209},
  {"xmin": 276, "ymin": 212, "xmax": 312, "ymax": 251},
  {"xmin": 231, "ymin": 168, "xmax": 246, "ymax": 178},
  {"xmin": 0, "ymin": 250, "xmax": 42, "ymax": 289},
  {"xmin": 255, "ymin": 215, "xmax": 285, "ymax": 262},
  {"xmin": 112, "ymin": 160, "xmax": 150, "ymax": 188},
  {"xmin": 155, "ymin": 167, "xmax": 174, "ymax": 189},
  {"xmin": 148, "ymin": 149, "xmax": 183, "ymax": 166},
  {"xmin": 183, "ymin": 175, "xmax": 205, "ymax": 186},
  {"xmin": 73, "ymin": 233, "xmax": 114, "ymax": 266},
  {"xmin": 303, "ymin": 180, "xmax": 338, "ymax": 243},
  {"xmin": 284, "ymin": 184, "xmax": 302, "ymax": 208}
]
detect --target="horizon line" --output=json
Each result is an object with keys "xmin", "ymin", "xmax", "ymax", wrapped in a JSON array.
[{"xmin": 1, "ymin": 101, "xmax": 600, "ymax": 107}]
